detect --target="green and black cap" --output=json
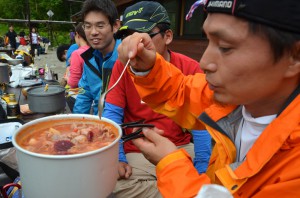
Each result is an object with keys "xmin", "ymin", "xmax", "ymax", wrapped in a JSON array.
[{"xmin": 115, "ymin": 1, "xmax": 170, "ymax": 39}]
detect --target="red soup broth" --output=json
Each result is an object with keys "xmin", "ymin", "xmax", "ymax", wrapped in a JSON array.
[{"xmin": 17, "ymin": 119, "xmax": 118, "ymax": 155}]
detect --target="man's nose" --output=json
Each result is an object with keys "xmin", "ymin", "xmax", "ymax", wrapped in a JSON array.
[
  {"xmin": 200, "ymin": 44, "xmax": 218, "ymax": 73},
  {"xmin": 90, "ymin": 26, "xmax": 99, "ymax": 35}
]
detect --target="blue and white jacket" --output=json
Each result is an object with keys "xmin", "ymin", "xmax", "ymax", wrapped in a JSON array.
[{"xmin": 73, "ymin": 39, "xmax": 121, "ymax": 115}]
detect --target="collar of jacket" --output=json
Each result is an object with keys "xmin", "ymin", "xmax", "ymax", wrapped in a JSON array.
[
  {"xmin": 80, "ymin": 39, "xmax": 121, "ymax": 93},
  {"xmin": 80, "ymin": 39, "xmax": 122, "ymax": 66},
  {"xmin": 80, "ymin": 46, "xmax": 94, "ymax": 62},
  {"xmin": 199, "ymin": 84, "xmax": 300, "ymax": 193},
  {"xmin": 102, "ymin": 39, "xmax": 122, "ymax": 69}
]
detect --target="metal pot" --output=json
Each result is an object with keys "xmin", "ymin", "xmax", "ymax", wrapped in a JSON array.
[
  {"xmin": 0, "ymin": 63, "xmax": 10, "ymax": 83},
  {"xmin": 7, "ymin": 59, "xmax": 23, "ymax": 66},
  {"xmin": 12, "ymin": 114, "xmax": 121, "ymax": 198},
  {"xmin": 27, "ymin": 85, "xmax": 65, "ymax": 113}
]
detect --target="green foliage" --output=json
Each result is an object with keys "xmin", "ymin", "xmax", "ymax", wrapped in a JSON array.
[
  {"xmin": 0, "ymin": 0, "xmax": 82, "ymax": 46},
  {"xmin": 0, "ymin": 0, "xmax": 26, "ymax": 19}
]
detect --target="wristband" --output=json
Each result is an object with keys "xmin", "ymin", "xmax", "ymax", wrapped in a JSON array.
[{"xmin": 129, "ymin": 66, "xmax": 151, "ymax": 76}]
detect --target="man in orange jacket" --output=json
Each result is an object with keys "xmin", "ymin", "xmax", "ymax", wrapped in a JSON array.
[{"xmin": 116, "ymin": 0, "xmax": 300, "ymax": 197}]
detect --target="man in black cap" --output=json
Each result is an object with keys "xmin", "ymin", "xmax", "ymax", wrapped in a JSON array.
[
  {"xmin": 103, "ymin": 1, "xmax": 211, "ymax": 197},
  {"xmin": 116, "ymin": 0, "xmax": 300, "ymax": 197}
]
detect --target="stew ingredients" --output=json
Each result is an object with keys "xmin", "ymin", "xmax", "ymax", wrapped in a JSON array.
[{"xmin": 18, "ymin": 122, "xmax": 117, "ymax": 155}]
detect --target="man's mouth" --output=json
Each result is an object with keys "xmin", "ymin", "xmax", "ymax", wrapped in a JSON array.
[{"xmin": 91, "ymin": 38, "xmax": 100, "ymax": 44}]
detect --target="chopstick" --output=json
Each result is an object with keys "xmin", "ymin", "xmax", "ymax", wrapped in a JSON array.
[
  {"xmin": 121, "ymin": 128, "xmax": 145, "ymax": 143},
  {"xmin": 120, "ymin": 122, "xmax": 155, "ymax": 143}
]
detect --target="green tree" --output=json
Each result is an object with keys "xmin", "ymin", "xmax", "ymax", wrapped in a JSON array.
[
  {"xmin": 0, "ymin": 0, "xmax": 82, "ymax": 21},
  {"xmin": 0, "ymin": 0, "xmax": 82, "ymax": 46}
]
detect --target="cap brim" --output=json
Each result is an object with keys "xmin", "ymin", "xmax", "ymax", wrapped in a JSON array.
[
  {"xmin": 115, "ymin": 28, "xmax": 129, "ymax": 39},
  {"xmin": 115, "ymin": 20, "xmax": 157, "ymax": 39}
]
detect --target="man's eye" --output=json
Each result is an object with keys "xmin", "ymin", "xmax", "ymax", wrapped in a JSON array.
[
  {"xmin": 97, "ymin": 25, "xmax": 104, "ymax": 29},
  {"xmin": 219, "ymin": 47, "xmax": 231, "ymax": 53},
  {"xmin": 85, "ymin": 25, "xmax": 91, "ymax": 29}
]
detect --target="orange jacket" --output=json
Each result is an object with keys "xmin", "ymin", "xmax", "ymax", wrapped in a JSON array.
[{"xmin": 129, "ymin": 54, "xmax": 300, "ymax": 197}]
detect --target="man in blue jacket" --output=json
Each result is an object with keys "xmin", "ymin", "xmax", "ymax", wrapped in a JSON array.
[{"xmin": 73, "ymin": 0, "xmax": 121, "ymax": 114}]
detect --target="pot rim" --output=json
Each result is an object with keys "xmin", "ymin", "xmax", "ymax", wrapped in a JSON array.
[
  {"xmin": 12, "ymin": 114, "xmax": 121, "ymax": 160},
  {"xmin": 27, "ymin": 85, "xmax": 65, "ymax": 97}
]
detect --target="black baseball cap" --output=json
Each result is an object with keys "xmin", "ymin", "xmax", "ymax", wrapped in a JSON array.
[
  {"xmin": 188, "ymin": 0, "xmax": 300, "ymax": 35},
  {"xmin": 115, "ymin": 1, "xmax": 171, "ymax": 39}
]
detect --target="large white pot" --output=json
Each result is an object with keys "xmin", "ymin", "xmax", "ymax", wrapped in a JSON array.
[{"xmin": 12, "ymin": 114, "xmax": 121, "ymax": 198}]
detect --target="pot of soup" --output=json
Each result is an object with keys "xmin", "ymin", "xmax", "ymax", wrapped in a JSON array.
[{"xmin": 12, "ymin": 114, "xmax": 121, "ymax": 198}]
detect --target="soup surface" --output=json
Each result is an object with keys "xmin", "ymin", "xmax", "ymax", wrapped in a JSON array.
[{"xmin": 18, "ymin": 122, "xmax": 118, "ymax": 155}]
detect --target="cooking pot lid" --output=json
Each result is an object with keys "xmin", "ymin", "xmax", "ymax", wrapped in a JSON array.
[
  {"xmin": 0, "ymin": 63, "xmax": 9, "ymax": 67},
  {"xmin": 27, "ymin": 85, "xmax": 65, "ymax": 96}
]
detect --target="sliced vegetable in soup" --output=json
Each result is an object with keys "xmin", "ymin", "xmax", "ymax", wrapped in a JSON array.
[{"xmin": 18, "ymin": 122, "xmax": 117, "ymax": 155}]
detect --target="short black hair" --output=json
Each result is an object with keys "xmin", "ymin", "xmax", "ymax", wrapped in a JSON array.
[
  {"xmin": 56, "ymin": 44, "xmax": 70, "ymax": 62},
  {"xmin": 155, "ymin": 23, "xmax": 171, "ymax": 37},
  {"xmin": 249, "ymin": 22, "xmax": 300, "ymax": 63},
  {"xmin": 81, "ymin": 0, "xmax": 118, "ymax": 27},
  {"xmin": 19, "ymin": 31, "xmax": 25, "ymax": 37}
]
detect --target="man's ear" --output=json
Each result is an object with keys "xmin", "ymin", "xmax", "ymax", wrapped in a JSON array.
[
  {"xmin": 164, "ymin": 29, "xmax": 173, "ymax": 46},
  {"xmin": 113, "ymin": 19, "xmax": 121, "ymax": 33},
  {"xmin": 286, "ymin": 41, "xmax": 300, "ymax": 78}
]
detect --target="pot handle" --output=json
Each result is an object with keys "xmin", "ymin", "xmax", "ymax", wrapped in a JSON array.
[{"xmin": 0, "ymin": 183, "xmax": 22, "ymax": 198}]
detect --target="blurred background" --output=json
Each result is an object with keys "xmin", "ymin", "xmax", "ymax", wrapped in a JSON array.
[{"xmin": 0, "ymin": 0, "xmax": 209, "ymax": 61}]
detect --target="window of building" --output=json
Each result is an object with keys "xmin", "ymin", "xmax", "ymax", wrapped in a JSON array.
[{"xmin": 183, "ymin": 0, "xmax": 206, "ymax": 38}]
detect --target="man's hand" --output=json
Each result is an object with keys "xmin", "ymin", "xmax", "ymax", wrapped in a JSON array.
[
  {"xmin": 118, "ymin": 162, "xmax": 132, "ymax": 179},
  {"xmin": 132, "ymin": 127, "xmax": 177, "ymax": 165},
  {"xmin": 118, "ymin": 32, "xmax": 156, "ymax": 72}
]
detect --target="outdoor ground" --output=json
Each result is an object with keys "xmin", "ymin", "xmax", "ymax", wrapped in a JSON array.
[{"xmin": 33, "ymin": 47, "xmax": 66, "ymax": 82}]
